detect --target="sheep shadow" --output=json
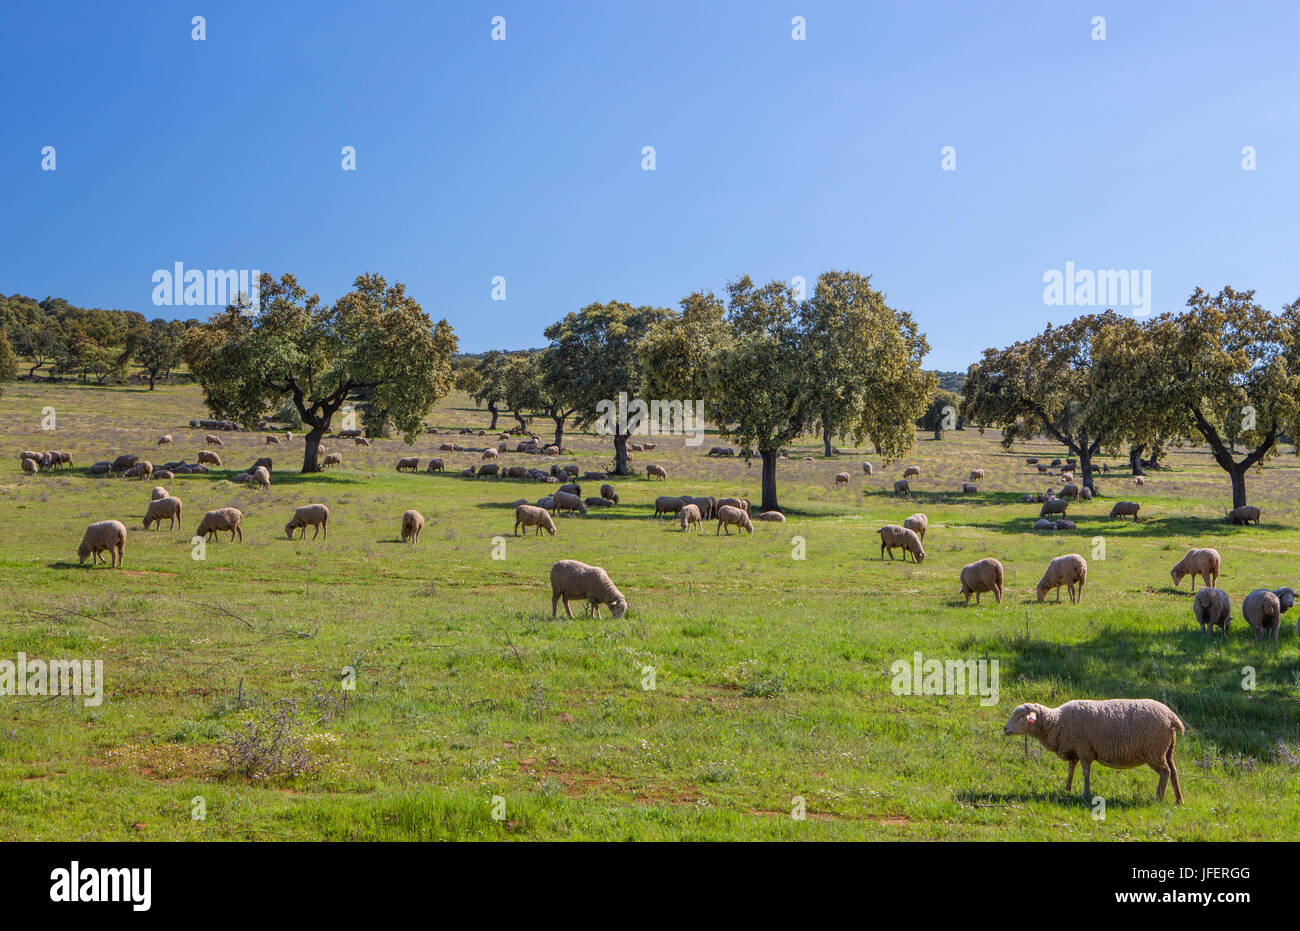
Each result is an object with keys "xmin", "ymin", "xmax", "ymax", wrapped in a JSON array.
[
  {"xmin": 955, "ymin": 789, "xmax": 1150, "ymax": 811},
  {"xmin": 959, "ymin": 513, "xmax": 1252, "ymax": 539}
]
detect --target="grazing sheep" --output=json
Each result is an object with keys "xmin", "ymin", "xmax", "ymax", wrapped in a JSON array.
[
  {"xmin": 401, "ymin": 509, "xmax": 424, "ymax": 543},
  {"xmin": 285, "ymin": 503, "xmax": 330, "ymax": 540},
  {"xmin": 1108, "ymin": 501, "xmax": 1140, "ymax": 520},
  {"xmin": 265, "ymin": 434, "xmax": 280, "ymax": 445},
  {"xmin": 583, "ymin": 471, "xmax": 608, "ymax": 481},
  {"xmin": 756, "ymin": 510, "xmax": 785, "ymax": 522},
  {"xmin": 514, "ymin": 504, "xmax": 557, "ymax": 536},
  {"xmin": 961, "ymin": 482, "xmax": 978, "ymax": 493},
  {"xmin": 1033, "ymin": 518, "xmax": 1056, "ymax": 530},
  {"xmin": 354, "ymin": 436, "xmax": 371, "ymax": 447},
  {"xmin": 1193, "ymin": 587, "xmax": 1231, "ymax": 635},
  {"xmin": 549, "ymin": 560, "xmax": 628, "ymax": 619},
  {"xmin": 1050, "ymin": 458, "xmax": 1062, "ymax": 467},
  {"xmin": 552, "ymin": 491, "xmax": 587, "ymax": 516},
  {"xmin": 143, "ymin": 496, "xmax": 183, "ymax": 531},
  {"xmin": 111, "ymin": 454, "xmax": 139, "ymax": 473},
  {"xmin": 716, "ymin": 505, "xmax": 754, "ymax": 536},
  {"xmin": 893, "ymin": 479, "xmax": 910, "ymax": 496},
  {"xmin": 558, "ymin": 482, "xmax": 581, "ymax": 496},
  {"xmin": 968, "ymin": 469, "xmax": 985, "ymax": 482},
  {"xmin": 124, "ymin": 461, "xmax": 154, "ymax": 480},
  {"xmin": 20, "ymin": 457, "xmax": 37, "ymax": 475},
  {"xmin": 877, "ymin": 525, "xmax": 925, "ymax": 563},
  {"xmin": 477, "ymin": 463, "xmax": 500, "ymax": 478},
  {"xmin": 960, "ymin": 558, "xmax": 1004, "ymax": 605},
  {"xmin": 716, "ymin": 496, "xmax": 749, "ymax": 515},
  {"xmin": 321, "ymin": 453, "xmax": 343, "ymax": 469},
  {"xmin": 503, "ymin": 466, "xmax": 528, "ymax": 479},
  {"xmin": 1133, "ymin": 475, "xmax": 1146, "ymax": 486},
  {"xmin": 198, "ymin": 450, "xmax": 222, "ymax": 467},
  {"xmin": 584, "ymin": 496, "xmax": 614, "ymax": 508},
  {"xmin": 654, "ymin": 495, "xmax": 687, "ymax": 517},
  {"xmin": 1039, "ymin": 498, "xmax": 1068, "ymax": 518},
  {"xmin": 89, "ymin": 461, "xmax": 112, "ymax": 475},
  {"xmin": 250, "ymin": 465, "xmax": 271, "ymax": 489},
  {"xmin": 77, "ymin": 520, "xmax": 127, "ymax": 568},
  {"xmin": 1036, "ymin": 463, "xmax": 1049, "ymax": 473},
  {"xmin": 1170, "ymin": 548, "xmax": 1221, "ymax": 589},
  {"xmin": 679, "ymin": 503, "xmax": 703, "ymax": 532},
  {"xmin": 834, "ymin": 471, "xmax": 850, "ymax": 486},
  {"xmin": 195, "ymin": 507, "xmax": 244, "ymax": 542},
  {"xmin": 1054, "ymin": 519, "xmax": 1077, "ymax": 530},
  {"xmin": 482, "ymin": 448, "xmax": 498, "ymax": 460},
  {"xmin": 862, "ymin": 462, "xmax": 873, "ymax": 475},
  {"xmin": 903, "ymin": 513, "xmax": 928, "ymax": 542},
  {"xmin": 599, "ymin": 483, "xmax": 618, "ymax": 504},
  {"xmin": 1024, "ymin": 457, "xmax": 1038, "ymax": 465},
  {"xmin": 1003, "ymin": 699, "xmax": 1185, "ymax": 803},
  {"xmin": 150, "ymin": 485, "xmax": 170, "ymax": 501},
  {"xmin": 1080, "ymin": 487, "xmax": 1093, "ymax": 501},
  {"xmin": 1060, "ymin": 472, "xmax": 1074, "ymax": 484},
  {"xmin": 1227, "ymin": 505, "xmax": 1261, "ymax": 526},
  {"xmin": 396, "ymin": 457, "xmax": 420, "ymax": 472},
  {"xmin": 1242, "ymin": 589, "xmax": 1283, "ymax": 642},
  {"xmin": 647, "ymin": 464, "xmax": 668, "ymax": 480},
  {"xmin": 205, "ymin": 434, "xmax": 224, "ymax": 447},
  {"xmin": 427, "ymin": 458, "xmax": 445, "ymax": 472},
  {"xmin": 1058, "ymin": 483, "xmax": 1080, "ymax": 499},
  {"xmin": 536, "ymin": 496, "xmax": 555, "ymax": 510},
  {"xmin": 902, "ymin": 466, "xmax": 920, "ymax": 479},
  {"xmin": 1036, "ymin": 554, "xmax": 1087, "ymax": 603},
  {"xmin": 158, "ymin": 434, "xmax": 173, "ymax": 446},
  {"xmin": 153, "ymin": 469, "xmax": 174, "ymax": 480}
]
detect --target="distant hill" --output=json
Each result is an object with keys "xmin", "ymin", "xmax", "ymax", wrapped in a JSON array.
[{"xmin": 930, "ymin": 370, "xmax": 966, "ymax": 394}]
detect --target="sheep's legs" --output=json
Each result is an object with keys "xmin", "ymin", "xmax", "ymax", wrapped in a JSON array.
[
  {"xmin": 1166, "ymin": 738, "xmax": 1183, "ymax": 804},
  {"xmin": 994, "ymin": 586, "xmax": 1002, "ymax": 603},
  {"xmin": 1080, "ymin": 760, "xmax": 1091, "ymax": 798},
  {"xmin": 1065, "ymin": 759, "xmax": 1076, "ymax": 791}
]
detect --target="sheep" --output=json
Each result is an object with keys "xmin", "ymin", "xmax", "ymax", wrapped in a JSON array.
[
  {"xmin": 862, "ymin": 462, "xmax": 873, "ymax": 475},
  {"xmin": 1036, "ymin": 463, "xmax": 1049, "ymax": 473},
  {"xmin": 893, "ymin": 479, "xmax": 910, "ymax": 496},
  {"xmin": 903, "ymin": 512, "xmax": 928, "ymax": 542},
  {"xmin": 158, "ymin": 434, "xmax": 173, "ymax": 446},
  {"xmin": 716, "ymin": 505, "xmax": 754, "ymax": 536},
  {"xmin": 198, "ymin": 450, "xmax": 222, "ymax": 467},
  {"xmin": 285, "ymin": 504, "xmax": 330, "ymax": 540},
  {"xmin": 647, "ymin": 464, "xmax": 668, "ymax": 480},
  {"xmin": 1058, "ymin": 483, "xmax": 1080, "ymax": 499},
  {"xmin": 902, "ymin": 466, "xmax": 920, "ymax": 479},
  {"xmin": 584, "ymin": 496, "xmax": 614, "ymax": 508},
  {"xmin": 1080, "ymin": 487, "xmax": 1093, "ymax": 501},
  {"xmin": 1170, "ymin": 548, "xmax": 1220, "ymax": 589},
  {"xmin": 111, "ymin": 454, "xmax": 139, "ymax": 473},
  {"xmin": 20, "ymin": 458, "xmax": 37, "ymax": 475},
  {"xmin": 716, "ymin": 496, "xmax": 749, "ymax": 515},
  {"xmin": 536, "ymin": 496, "xmax": 555, "ymax": 510},
  {"xmin": 396, "ymin": 457, "xmax": 420, "ymax": 472},
  {"xmin": 552, "ymin": 491, "xmax": 587, "ymax": 516},
  {"xmin": 755, "ymin": 510, "xmax": 785, "ymax": 522},
  {"xmin": 1227, "ymin": 505, "xmax": 1261, "ymax": 525},
  {"xmin": 558, "ymin": 482, "xmax": 581, "ymax": 496},
  {"xmin": 1002, "ymin": 699, "xmax": 1185, "ymax": 803},
  {"xmin": 968, "ymin": 469, "xmax": 985, "ymax": 482},
  {"xmin": 89, "ymin": 461, "xmax": 112, "ymax": 476},
  {"xmin": 1051, "ymin": 458, "xmax": 1062, "ymax": 467},
  {"xmin": 150, "ymin": 485, "xmax": 170, "ymax": 501},
  {"xmin": 877, "ymin": 525, "xmax": 925, "ymax": 563},
  {"xmin": 195, "ymin": 507, "xmax": 244, "ymax": 542},
  {"xmin": 834, "ymin": 471, "xmax": 850, "ymax": 486},
  {"xmin": 265, "ymin": 434, "xmax": 280, "ymax": 445},
  {"xmin": 401, "ymin": 509, "xmax": 425, "ymax": 543},
  {"xmin": 654, "ymin": 495, "xmax": 687, "ymax": 517},
  {"xmin": 1108, "ymin": 501, "xmax": 1140, "ymax": 520},
  {"xmin": 427, "ymin": 458, "xmax": 445, "ymax": 472},
  {"xmin": 321, "ymin": 453, "xmax": 343, "ymax": 469},
  {"xmin": 205, "ymin": 434, "xmax": 224, "ymax": 447},
  {"xmin": 549, "ymin": 559, "xmax": 627, "ymax": 619},
  {"xmin": 583, "ymin": 471, "xmax": 608, "ymax": 481},
  {"xmin": 503, "ymin": 466, "xmax": 528, "ymax": 479},
  {"xmin": 514, "ymin": 504, "xmax": 557, "ymax": 536},
  {"xmin": 354, "ymin": 436, "xmax": 372, "ymax": 447},
  {"xmin": 961, "ymin": 482, "xmax": 978, "ymax": 493},
  {"xmin": 1060, "ymin": 472, "xmax": 1074, "ymax": 484},
  {"xmin": 1025, "ymin": 458, "xmax": 1038, "ymax": 465},
  {"xmin": 249, "ymin": 465, "xmax": 271, "ymax": 489},
  {"xmin": 482, "ymin": 448, "xmax": 498, "ymax": 460},
  {"xmin": 77, "ymin": 520, "xmax": 127, "ymax": 568},
  {"xmin": 960, "ymin": 558, "xmax": 1004, "ymax": 605},
  {"xmin": 683, "ymin": 495, "xmax": 716, "ymax": 519},
  {"xmin": 124, "ymin": 461, "xmax": 154, "ymax": 480},
  {"xmin": 477, "ymin": 463, "xmax": 500, "ymax": 478},
  {"xmin": 1036, "ymin": 554, "xmax": 1087, "ymax": 603},
  {"xmin": 1242, "ymin": 589, "xmax": 1283, "ymax": 642},
  {"xmin": 679, "ymin": 503, "xmax": 703, "ymax": 532},
  {"xmin": 1133, "ymin": 475, "xmax": 1146, "ymax": 486},
  {"xmin": 1193, "ymin": 587, "xmax": 1231, "ymax": 635},
  {"xmin": 1054, "ymin": 519, "xmax": 1077, "ymax": 530},
  {"xmin": 599, "ymin": 483, "xmax": 618, "ymax": 504},
  {"xmin": 1033, "ymin": 518, "xmax": 1056, "ymax": 530},
  {"xmin": 143, "ymin": 496, "xmax": 183, "ymax": 531},
  {"xmin": 1039, "ymin": 498, "xmax": 1068, "ymax": 518}
]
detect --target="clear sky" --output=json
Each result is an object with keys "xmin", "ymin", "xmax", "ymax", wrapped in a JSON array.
[{"xmin": 2, "ymin": 1, "xmax": 1297, "ymax": 370}]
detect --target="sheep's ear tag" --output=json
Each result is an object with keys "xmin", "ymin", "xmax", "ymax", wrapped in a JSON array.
[{"xmin": 1026, "ymin": 712, "xmax": 1037, "ymax": 723}]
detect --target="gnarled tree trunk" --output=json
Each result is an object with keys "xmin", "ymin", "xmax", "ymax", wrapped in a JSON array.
[{"xmin": 760, "ymin": 448, "xmax": 779, "ymax": 512}]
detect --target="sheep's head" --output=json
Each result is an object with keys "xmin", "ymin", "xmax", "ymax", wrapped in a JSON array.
[
  {"xmin": 610, "ymin": 596, "xmax": 628, "ymax": 619},
  {"xmin": 1003, "ymin": 703, "xmax": 1046, "ymax": 737},
  {"xmin": 1275, "ymin": 587, "xmax": 1296, "ymax": 613},
  {"xmin": 1035, "ymin": 581, "xmax": 1050, "ymax": 602},
  {"xmin": 284, "ymin": 522, "xmax": 297, "ymax": 539},
  {"xmin": 913, "ymin": 546, "xmax": 926, "ymax": 564},
  {"xmin": 1170, "ymin": 566, "xmax": 1186, "ymax": 586},
  {"xmin": 1193, "ymin": 588, "xmax": 1213, "ymax": 610},
  {"xmin": 77, "ymin": 542, "xmax": 90, "ymax": 564}
]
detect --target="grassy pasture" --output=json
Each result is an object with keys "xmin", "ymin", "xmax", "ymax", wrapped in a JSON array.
[{"xmin": 1, "ymin": 380, "xmax": 1298, "ymax": 840}]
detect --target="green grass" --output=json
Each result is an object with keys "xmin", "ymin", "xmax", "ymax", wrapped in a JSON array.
[{"xmin": 1, "ymin": 380, "xmax": 1298, "ymax": 840}]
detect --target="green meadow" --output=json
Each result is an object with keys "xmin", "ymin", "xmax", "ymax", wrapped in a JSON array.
[{"xmin": 1, "ymin": 380, "xmax": 1298, "ymax": 840}]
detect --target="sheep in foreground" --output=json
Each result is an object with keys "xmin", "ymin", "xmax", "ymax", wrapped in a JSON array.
[
  {"xmin": 1227, "ymin": 505, "xmax": 1261, "ymax": 525},
  {"xmin": 679, "ymin": 503, "xmax": 703, "ymax": 532},
  {"xmin": 1192, "ymin": 587, "xmax": 1231, "ymax": 635},
  {"xmin": 1242, "ymin": 589, "xmax": 1283, "ymax": 642},
  {"xmin": 514, "ymin": 504, "xmax": 557, "ymax": 536},
  {"xmin": 550, "ymin": 559, "xmax": 627, "ymax": 619},
  {"xmin": 1002, "ymin": 699, "xmax": 1185, "ymax": 803},
  {"xmin": 1170, "ymin": 548, "xmax": 1220, "ymax": 589},
  {"xmin": 285, "ymin": 504, "xmax": 330, "ymax": 540},
  {"xmin": 78, "ymin": 520, "xmax": 127, "ymax": 567},
  {"xmin": 715, "ymin": 505, "xmax": 753, "ymax": 536},
  {"xmin": 195, "ymin": 507, "xmax": 243, "ymax": 542},
  {"xmin": 143, "ymin": 496, "xmax": 183, "ymax": 531},
  {"xmin": 834, "ymin": 471, "xmax": 850, "ymax": 486},
  {"xmin": 960, "ymin": 558, "xmax": 1004, "ymax": 605},
  {"xmin": 893, "ymin": 479, "xmax": 910, "ymax": 496},
  {"xmin": 401, "ymin": 509, "xmax": 424, "ymax": 543},
  {"xmin": 877, "ymin": 525, "xmax": 925, "ymax": 563},
  {"xmin": 646, "ymin": 464, "xmax": 667, "ymax": 480},
  {"xmin": 903, "ymin": 513, "xmax": 928, "ymax": 542},
  {"xmin": 902, "ymin": 466, "xmax": 920, "ymax": 479},
  {"xmin": 396, "ymin": 457, "xmax": 420, "ymax": 472},
  {"xmin": 321, "ymin": 453, "xmax": 343, "ymax": 469},
  {"xmin": 1036, "ymin": 554, "xmax": 1087, "ymax": 603},
  {"xmin": 552, "ymin": 491, "xmax": 587, "ymax": 516},
  {"xmin": 1108, "ymin": 501, "xmax": 1140, "ymax": 520}
]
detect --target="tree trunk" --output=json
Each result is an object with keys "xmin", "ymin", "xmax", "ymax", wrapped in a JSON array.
[
  {"xmin": 487, "ymin": 402, "xmax": 499, "ymax": 431},
  {"xmin": 613, "ymin": 433, "xmax": 630, "ymax": 475},
  {"xmin": 932, "ymin": 426, "xmax": 941, "ymax": 441},
  {"xmin": 552, "ymin": 416, "xmax": 564, "ymax": 450},
  {"xmin": 760, "ymin": 448, "xmax": 779, "ymax": 512},
  {"xmin": 1229, "ymin": 465, "xmax": 1247, "ymax": 510},
  {"xmin": 822, "ymin": 413, "xmax": 833, "ymax": 457},
  {"xmin": 1129, "ymin": 445, "xmax": 1145, "ymax": 476},
  {"xmin": 512, "ymin": 410, "xmax": 528, "ymax": 432},
  {"xmin": 301, "ymin": 426, "xmax": 326, "ymax": 473},
  {"xmin": 148, "ymin": 373, "xmax": 157, "ymax": 390},
  {"xmin": 1144, "ymin": 446, "xmax": 1162, "ymax": 470},
  {"xmin": 1078, "ymin": 447, "xmax": 1094, "ymax": 491}
]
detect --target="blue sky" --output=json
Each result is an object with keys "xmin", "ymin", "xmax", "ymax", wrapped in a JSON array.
[{"xmin": 2, "ymin": 0, "xmax": 1297, "ymax": 370}]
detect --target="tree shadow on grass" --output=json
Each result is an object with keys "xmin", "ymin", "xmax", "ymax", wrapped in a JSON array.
[
  {"xmin": 954, "ymin": 789, "xmax": 1154, "ymax": 811},
  {"xmin": 958, "ymin": 511, "xmax": 1270, "ymax": 539}
]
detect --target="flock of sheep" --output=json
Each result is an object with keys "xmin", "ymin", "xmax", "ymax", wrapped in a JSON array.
[{"xmin": 20, "ymin": 416, "xmax": 1298, "ymax": 809}]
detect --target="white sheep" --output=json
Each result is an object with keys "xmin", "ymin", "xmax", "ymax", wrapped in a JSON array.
[
  {"xmin": 1227, "ymin": 505, "xmax": 1261, "ymax": 526},
  {"xmin": 396, "ymin": 457, "xmax": 420, "ymax": 472},
  {"xmin": 893, "ymin": 479, "xmax": 910, "ymax": 496},
  {"xmin": 1003, "ymin": 699, "xmax": 1185, "ymax": 803},
  {"xmin": 550, "ymin": 559, "xmax": 627, "ymax": 619},
  {"xmin": 285, "ymin": 504, "xmax": 330, "ymax": 540},
  {"xmin": 401, "ymin": 509, "xmax": 424, "ymax": 543},
  {"xmin": 514, "ymin": 504, "xmax": 557, "ymax": 536},
  {"xmin": 679, "ymin": 503, "xmax": 703, "ymax": 532},
  {"xmin": 755, "ymin": 510, "xmax": 785, "ymax": 522},
  {"xmin": 1108, "ymin": 501, "xmax": 1140, "ymax": 520},
  {"xmin": 195, "ymin": 507, "xmax": 243, "ymax": 542},
  {"xmin": 198, "ymin": 450, "xmax": 222, "ymax": 467},
  {"xmin": 968, "ymin": 468, "xmax": 984, "ymax": 482},
  {"xmin": 150, "ymin": 485, "xmax": 170, "ymax": 501},
  {"xmin": 205, "ymin": 434, "xmax": 224, "ymax": 447},
  {"xmin": 646, "ymin": 464, "xmax": 668, "ymax": 480},
  {"xmin": 321, "ymin": 453, "xmax": 343, "ymax": 469},
  {"xmin": 78, "ymin": 520, "xmax": 127, "ymax": 567},
  {"xmin": 877, "ymin": 525, "xmax": 925, "ymax": 563},
  {"xmin": 1036, "ymin": 554, "xmax": 1087, "ymax": 603},
  {"xmin": 1242, "ymin": 589, "xmax": 1283, "ymax": 643},
  {"xmin": 903, "ymin": 513, "xmax": 928, "ymax": 542},
  {"xmin": 143, "ymin": 496, "xmax": 183, "ymax": 531},
  {"xmin": 158, "ymin": 434, "xmax": 173, "ymax": 446},
  {"xmin": 902, "ymin": 466, "xmax": 920, "ymax": 479},
  {"xmin": 862, "ymin": 462, "xmax": 873, "ymax": 475},
  {"xmin": 552, "ymin": 491, "xmax": 587, "ymax": 516},
  {"xmin": 250, "ymin": 465, "xmax": 271, "ymax": 489},
  {"xmin": 1192, "ymin": 587, "xmax": 1230, "ymax": 635},
  {"xmin": 1170, "ymin": 548, "xmax": 1220, "ymax": 589},
  {"xmin": 715, "ymin": 505, "xmax": 753, "ymax": 536},
  {"xmin": 960, "ymin": 558, "xmax": 1004, "ymax": 605},
  {"xmin": 834, "ymin": 471, "xmax": 850, "ymax": 486}
]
